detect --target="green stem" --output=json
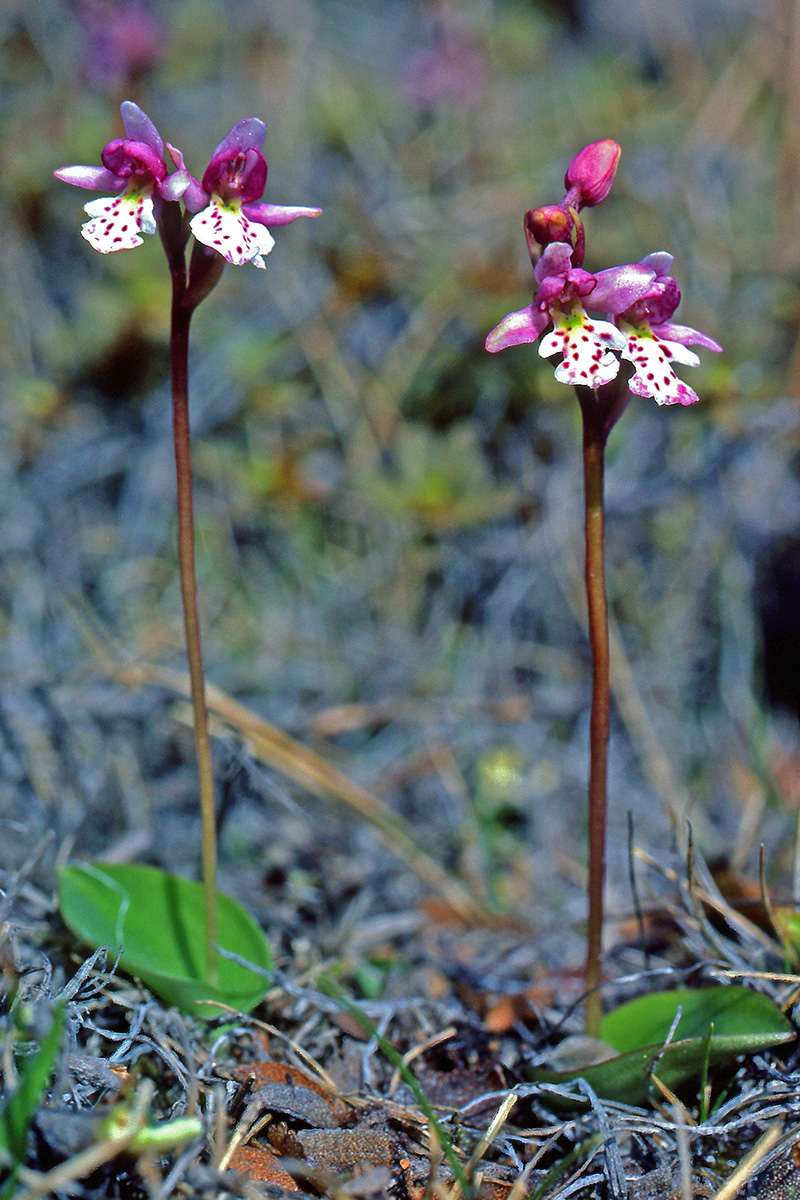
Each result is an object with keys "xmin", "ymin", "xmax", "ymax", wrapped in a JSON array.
[
  {"xmin": 577, "ymin": 389, "xmax": 611, "ymax": 1037},
  {"xmin": 170, "ymin": 286, "xmax": 218, "ymax": 986}
]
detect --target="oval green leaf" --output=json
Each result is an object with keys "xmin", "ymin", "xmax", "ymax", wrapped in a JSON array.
[
  {"xmin": 57, "ymin": 863, "xmax": 272, "ymax": 1019},
  {"xmin": 531, "ymin": 985, "xmax": 795, "ymax": 1107}
]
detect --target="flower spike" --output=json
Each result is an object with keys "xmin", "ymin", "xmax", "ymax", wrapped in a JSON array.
[{"xmin": 486, "ymin": 220, "xmax": 720, "ymax": 405}]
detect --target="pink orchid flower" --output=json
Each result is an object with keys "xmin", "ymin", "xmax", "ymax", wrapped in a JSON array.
[
  {"xmin": 485, "ymin": 242, "xmax": 655, "ymax": 389},
  {"xmin": 54, "ymin": 102, "xmax": 189, "ymax": 253},
  {"xmin": 180, "ymin": 119, "xmax": 321, "ymax": 269},
  {"xmin": 610, "ymin": 253, "xmax": 723, "ymax": 406}
]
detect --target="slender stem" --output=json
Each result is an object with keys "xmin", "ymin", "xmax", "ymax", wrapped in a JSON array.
[
  {"xmin": 170, "ymin": 286, "xmax": 218, "ymax": 985},
  {"xmin": 577, "ymin": 389, "xmax": 611, "ymax": 1037}
]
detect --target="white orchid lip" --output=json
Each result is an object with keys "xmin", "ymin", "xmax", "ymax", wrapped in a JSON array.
[
  {"xmin": 189, "ymin": 196, "xmax": 276, "ymax": 269},
  {"xmin": 81, "ymin": 188, "xmax": 156, "ymax": 253},
  {"xmin": 619, "ymin": 321, "xmax": 702, "ymax": 406},
  {"xmin": 540, "ymin": 308, "xmax": 627, "ymax": 388}
]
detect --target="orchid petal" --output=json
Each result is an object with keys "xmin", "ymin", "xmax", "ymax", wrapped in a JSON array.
[
  {"xmin": 242, "ymin": 201, "xmax": 323, "ymax": 227},
  {"xmin": 590, "ymin": 263, "xmax": 655, "ymax": 314},
  {"xmin": 177, "ymin": 174, "xmax": 209, "ymax": 213},
  {"xmin": 163, "ymin": 146, "xmax": 196, "ymax": 202},
  {"xmin": 101, "ymin": 139, "xmax": 166, "ymax": 182},
  {"xmin": 638, "ymin": 251, "xmax": 674, "ymax": 277},
  {"xmin": 189, "ymin": 196, "xmax": 275, "ymax": 267},
  {"xmin": 540, "ymin": 308, "xmax": 626, "ymax": 387},
  {"xmin": 534, "ymin": 241, "xmax": 573, "ymax": 283},
  {"xmin": 209, "ymin": 118, "xmax": 267, "ymax": 162},
  {"xmin": 201, "ymin": 145, "xmax": 266, "ymax": 203},
  {"xmin": 159, "ymin": 170, "xmax": 193, "ymax": 202},
  {"xmin": 54, "ymin": 165, "xmax": 122, "ymax": 192},
  {"xmin": 120, "ymin": 101, "xmax": 164, "ymax": 157},
  {"xmin": 119, "ymin": 103, "xmax": 163, "ymax": 157},
  {"xmin": 167, "ymin": 143, "xmax": 186, "ymax": 171},
  {"xmin": 81, "ymin": 190, "xmax": 156, "ymax": 252},
  {"xmin": 485, "ymin": 304, "xmax": 549, "ymax": 353}
]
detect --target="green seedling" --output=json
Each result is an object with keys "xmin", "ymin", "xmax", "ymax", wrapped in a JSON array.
[{"xmin": 0, "ymin": 1004, "xmax": 64, "ymax": 1199}]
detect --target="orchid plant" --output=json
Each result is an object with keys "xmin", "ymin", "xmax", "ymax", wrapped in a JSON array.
[
  {"xmin": 49, "ymin": 104, "xmax": 796, "ymax": 1115},
  {"xmin": 54, "ymin": 102, "xmax": 320, "ymax": 1004},
  {"xmin": 486, "ymin": 141, "xmax": 721, "ymax": 1036}
]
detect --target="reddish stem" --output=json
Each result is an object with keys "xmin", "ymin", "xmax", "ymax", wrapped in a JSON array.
[
  {"xmin": 170, "ymin": 277, "xmax": 218, "ymax": 985},
  {"xmin": 577, "ymin": 387, "xmax": 612, "ymax": 1037}
]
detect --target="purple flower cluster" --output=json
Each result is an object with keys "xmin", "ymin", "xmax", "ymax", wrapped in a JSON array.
[
  {"xmin": 485, "ymin": 140, "xmax": 720, "ymax": 406},
  {"xmin": 55, "ymin": 102, "xmax": 320, "ymax": 269}
]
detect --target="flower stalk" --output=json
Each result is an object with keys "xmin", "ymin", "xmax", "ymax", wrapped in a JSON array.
[
  {"xmin": 56, "ymin": 103, "xmax": 321, "ymax": 988},
  {"xmin": 485, "ymin": 141, "xmax": 720, "ymax": 1031},
  {"xmin": 576, "ymin": 385, "xmax": 612, "ymax": 1038},
  {"xmin": 169, "ymin": 290, "xmax": 218, "ymax": 983}
]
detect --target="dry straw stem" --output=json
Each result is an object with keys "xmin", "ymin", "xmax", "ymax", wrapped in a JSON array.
[
  {"xmin": 631, "ymin": 844, "xmax": 779, "ymax": 956},
  {"xmin": 463, "ymin": 1092, "xmax": 518, "ymax": 1176},
  {"xmin": 70, "ymin": 599, "xmax": 490, "ymax": 923},
  {"xmin": 388, "ymin": 1026, "xmax": 458, "ymax": 1095},
  {"xmin": 711, "ymin": 1120, "xmax": 784, "ymax": 1200},
  {"xmin": 117, "ymin": 660, "xmax": 491, "ymax": 926}
]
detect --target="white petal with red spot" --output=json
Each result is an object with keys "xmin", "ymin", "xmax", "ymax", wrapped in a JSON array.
[
  {"xmin": 539, "ymin": 310, "xmax": 626, "ymax": 388},
  {"xmin": 620, "ymin": 324, "xmax": 700, "ymax": 406},
  {"xmin": 189, "ymin": 197, "xmax": 275, "ymax": 268},
  {"xmin": 81, "ymin": 191, "xmax": 156, "ymax": 253}
]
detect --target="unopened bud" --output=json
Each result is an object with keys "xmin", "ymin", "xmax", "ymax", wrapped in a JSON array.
[
  {"xmin": 564, "ymin": 139, "xmax": 620, "ymax": 208},
  {"xmin": 525, "ymin": 204, "xmax": 572, "ymax": 258}
]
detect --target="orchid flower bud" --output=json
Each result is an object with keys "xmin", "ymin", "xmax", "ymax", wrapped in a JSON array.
[
  {"xmin": 525, "ymin": 204, "xmax": 574, "ymax": 258},
  {"xmin": 564, "ymin": 139, "xmax": 620, "ymax": 209}
]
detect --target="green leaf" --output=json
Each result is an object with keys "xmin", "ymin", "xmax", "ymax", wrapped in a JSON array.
[
  {"xmin": 0, "ymin": 1005, "xmax": 64, "ymax": 1199},
  {"xmin": 531, "ymin": 986, "xmax": 794, "ymax": 1107},
  {"xmin": 57, "ymin": 863, "xmax": 272, "ymax": 1018}
]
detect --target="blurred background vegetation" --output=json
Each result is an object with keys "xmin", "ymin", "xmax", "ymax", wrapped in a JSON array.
[{"xmin": 2, "ymin": 0, "xmax": 800, "ymax": 943}]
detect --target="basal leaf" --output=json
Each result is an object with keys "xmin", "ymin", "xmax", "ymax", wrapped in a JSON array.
[
  {"xmin": 531, "ymin": 986, "xmax": 794, "ymax": 1106},
  {"xmin": 57, "ymin": 863, "xmax": 272, "ymax": 1018}
]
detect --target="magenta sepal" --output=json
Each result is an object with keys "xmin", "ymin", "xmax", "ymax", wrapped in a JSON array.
[
  {"xmin": 53, "ymin": 165, "xmax": 120, "ymax": 191},
  {"xmin": 485, "ymin": 305, "xmax": 549, "ymax": 352},
  {"xmin": 651, "ymin": 322, "xmax": 722, "ymax": 353},
  {"xmin": 242, "ymin": 202, "xmax": 323, "ymax": 227},
  {"xmin": 120, "ymin": 100, "xmax": 164, "ymax": 155}
]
